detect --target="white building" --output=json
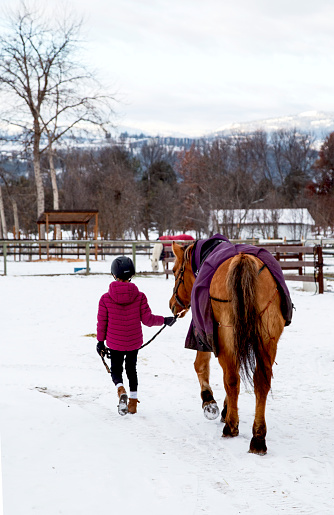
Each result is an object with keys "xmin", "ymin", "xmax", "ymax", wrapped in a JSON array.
[{"xmin": 210, "ymin": 208, "xmax": 315, "ymax": 241}]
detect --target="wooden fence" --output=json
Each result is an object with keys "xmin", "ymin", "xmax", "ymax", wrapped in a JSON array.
[
  {"xmin": 0, "ymin": 239, "xmax": 327, "ymax": 293},
  {"xmin": 261, "ymin": 244, "xmax": 324, "ymax": 293},
  {"xmin": 162, "ymin": 243, "xmax": 325, "ymax": 294},
  {"xmin": 0, "ymin": 240, "xmax": 149, "ymax": 276}
]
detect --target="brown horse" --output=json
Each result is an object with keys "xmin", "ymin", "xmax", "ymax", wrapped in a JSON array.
[{"xmin": 169, "ymin": 241, "xmax": 286, "ymax": 455}]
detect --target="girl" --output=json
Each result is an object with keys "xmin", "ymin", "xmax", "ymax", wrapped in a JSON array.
[{"xmin": 96, "ymin": 255, "xmax": 175, "ymax": 415}]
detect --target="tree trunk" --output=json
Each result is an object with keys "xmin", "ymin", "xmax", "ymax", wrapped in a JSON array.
[
  {"xmin": 48, "ymin": 143, "xmax": 61, "ymax": 239},
  {"xmin": 12, "ymin": 198, "xmax": 20, "ymax": 238},
  {"xmin": 33, "ymin": 124, "xmax": 45, "ymax": 238},
  {"xmin": 48, "ymin": 144, "xmax": 59, "ymax": 210},
  {"xmin": 0, "ymin": 185, "xmax": 8, "ymax": 239}
]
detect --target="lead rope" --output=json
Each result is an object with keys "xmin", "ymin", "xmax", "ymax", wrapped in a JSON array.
[
  {"xmin": 100, "ymin": 329, "xmax": 165, "ymax": 375},
  {"xmin": 99, "ymin": 313, "xmax": 183, "ymax": 374},
  {"xmin": 139, "ymin": 323, "xmax": 168, "ymax": 350},
  {"xmin": 100, "ymin": 354, "xmax": 111, "ymax": 374},
  {"xmin": 139, "ymin": 310, "xmax": 187, "ymax": 349}
]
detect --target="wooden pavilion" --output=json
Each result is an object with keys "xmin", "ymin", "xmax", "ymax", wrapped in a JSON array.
[{"xmin": 37, "ymin": 210, "xmax": 99, "ymax": 240}]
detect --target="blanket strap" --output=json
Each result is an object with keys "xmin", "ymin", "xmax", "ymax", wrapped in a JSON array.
[{"xmin": 209, "ymin": 295, "xmax": 230, "ymax": 303}]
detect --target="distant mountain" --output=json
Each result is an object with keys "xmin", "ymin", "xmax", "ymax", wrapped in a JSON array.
[
  {"xmin": 110, "ymin": 125, "xmax": 192, "ymax": 139},
  {"xmin": 2, "ymin": 111, "xmax": 334, "ymax": 152},
  {"xmin": 114, "ymin": 111, "xmax": 334, "ymax": 144},
  {"xmin": 210, "ymin": 111, "xmax": 334, "ymax": 142}
]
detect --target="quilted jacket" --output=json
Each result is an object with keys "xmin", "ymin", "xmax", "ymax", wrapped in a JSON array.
[{"xmin": 97, "ymin": 281, "xmax": 164, "ymax": 351}]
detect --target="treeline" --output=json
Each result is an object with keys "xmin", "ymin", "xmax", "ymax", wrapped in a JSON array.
[{"xmin": 1, "ymin": 128, "xmax": 334, "ymax": 239}]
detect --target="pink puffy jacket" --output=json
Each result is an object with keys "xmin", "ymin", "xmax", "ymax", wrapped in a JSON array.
[{"xmin": 97, "ymin": 281, "xmax": 164, "ymax": 351}]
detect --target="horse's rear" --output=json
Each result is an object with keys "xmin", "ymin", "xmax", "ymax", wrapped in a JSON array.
[
  {"xmin": 210, "ymin": 253, "xmax": 285, "ymax": 454},
  {"xmin": 151, "ymin": 242, "xmax": 163, "ymax": 272}
]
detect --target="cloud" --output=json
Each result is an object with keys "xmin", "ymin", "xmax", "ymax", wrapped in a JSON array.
[{"xmin": 5, "ymin": 0, "xmax": 334, "ymax": 134}]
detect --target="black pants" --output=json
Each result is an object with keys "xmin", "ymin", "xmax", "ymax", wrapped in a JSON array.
[{"xmin": 108, "ymin": 349, "xmax": 138, "ymax": 392}]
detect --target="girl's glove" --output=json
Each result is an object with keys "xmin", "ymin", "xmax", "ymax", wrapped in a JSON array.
[
  {"xmin": 96, "ymin": 341, "xmax": 106, "ymax": 356},
  {"xmin": 164, "ymin": 316, "xmax": 176, "ymax": 326}
]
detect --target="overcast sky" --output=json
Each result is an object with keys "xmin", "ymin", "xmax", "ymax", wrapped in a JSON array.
[{"xmin": 6, "ymin": 0, "xmax": 334, "ymax": 136}]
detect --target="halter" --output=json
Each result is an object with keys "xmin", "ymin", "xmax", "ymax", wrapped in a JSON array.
[{"xmin": 172, "ymin": 246, "xmax": 192, "ymax": 310}]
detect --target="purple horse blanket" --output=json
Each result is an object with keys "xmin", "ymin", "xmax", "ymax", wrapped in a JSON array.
[{"xmin": 185, "ymin": 234, "xmax": 293, "ymax": 356}]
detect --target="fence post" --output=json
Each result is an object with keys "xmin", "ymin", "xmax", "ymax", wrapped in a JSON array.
[
  {"xmin": 298, "ymin": 252, "xmax": 303, "ymax": 275},
  {"xmin": 316, "ymin": 245, "xmax": 324, "ymax": 294},
  {"xmin": 132, "ymin": 243, "xmax": 136, "ymax": 270},
  {"xmin": 85, "ymin": 242, "xmax": 90, "ymax": 275},
  {"xmin": 3, "ymin": 243, "xmax": 7, "ymax": 276}
]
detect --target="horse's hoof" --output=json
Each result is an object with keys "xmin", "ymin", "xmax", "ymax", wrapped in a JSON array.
[
  {"xmin": 222, "ymin": 423, "xmax": 239, "ymax": 437},
  {"xmin": 248, "ymin": 437, "xmax": 267, "ymax": 455},
  {"xmin": 203, "ymin": 401, "xmax": 220, "ymax": 420}
]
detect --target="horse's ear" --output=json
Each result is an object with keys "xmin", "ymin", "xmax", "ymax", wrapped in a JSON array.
[{"xmin": 172, "ymin": 241, "xmax": 184, "ymax": 261}]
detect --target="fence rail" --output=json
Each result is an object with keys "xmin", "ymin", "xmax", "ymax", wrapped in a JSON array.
[
  {"xmin": 162, "ymin": 242, "xmax": 325, "ymax": 293},
  {"xmin": 0, "ymin": 239, "xmax": 328, "ymax": 293},
  {"xmin": 261, "ymin": 244, "xmax": 324, "ymax": 293},
  {"xmin": 0, "ymin": 239, "xmax": 155, "ymax": 275}
]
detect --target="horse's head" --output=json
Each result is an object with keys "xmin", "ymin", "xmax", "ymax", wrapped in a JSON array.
[{"xmin": 169, "ymin": 241, "xmax": 195, "ymax": 317}]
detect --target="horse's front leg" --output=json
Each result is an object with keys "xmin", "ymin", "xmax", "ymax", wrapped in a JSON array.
[
  {"xmin": 194, "ymin": 351, "xmax": 220, "ymax": 420},
  {"xmin": 221, "ymin": 396, "xmax": 228, "ymax": 422}
]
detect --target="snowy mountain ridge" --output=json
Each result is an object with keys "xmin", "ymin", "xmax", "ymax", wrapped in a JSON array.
[
  {"xmin": 1, "ymin": 111, "xmax": 334, "ymax": 149},
  {"xmin": 106, "ymin": 111, "xmax": 334, "ymax": 140},
  {"xmin": 211, "ymin": 110, "xmax": 334, "ymax": 139}
]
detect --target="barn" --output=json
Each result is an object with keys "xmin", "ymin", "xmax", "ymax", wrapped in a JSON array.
[{"xmin": 209, "ymin": 208, "xmax": 315, "ymax": 241}]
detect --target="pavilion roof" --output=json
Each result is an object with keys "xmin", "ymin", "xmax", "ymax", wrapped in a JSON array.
[{"xmin": 37, "ymin": 210, "xmax": 98, "ymax": 225}]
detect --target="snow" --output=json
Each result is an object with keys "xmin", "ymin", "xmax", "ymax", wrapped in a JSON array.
[
  {"xmin": 212, "ymin": 110, "xmax": 334, "ymax": 142},
  {"xmin": 0, "ymin": 255, "xmax": 334, "ymax": 514},
  {"xmin": 211, "ymin": 208, "xmax": 315, "ymax": 226}
]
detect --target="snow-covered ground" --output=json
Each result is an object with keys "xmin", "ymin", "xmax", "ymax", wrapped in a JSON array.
[{"xmin": 0, "ymin": 255, "xmax": 333, "ymax": 514}]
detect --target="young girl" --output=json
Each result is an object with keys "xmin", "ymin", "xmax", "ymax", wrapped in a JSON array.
[{"xmin": 96, "ymin": 255, "xmax": 175, "ymax": 416}]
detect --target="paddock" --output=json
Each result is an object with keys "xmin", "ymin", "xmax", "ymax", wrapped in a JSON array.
[
  {"xmin": 1, "ymin": 239, "xmax": 331, "ymax": 295},
  {"xmin": 0, "ymin": 258, "xmax": 333, "ymax": 514}
]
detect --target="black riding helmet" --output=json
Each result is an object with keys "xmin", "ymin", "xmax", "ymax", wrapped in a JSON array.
[{"xmin": 111, "ymin": 256, "xmax": 135, "ymax": 280}]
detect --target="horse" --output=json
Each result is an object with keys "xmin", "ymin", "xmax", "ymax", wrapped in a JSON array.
[
  {"xmin": 151, "ymin": 234, "xmax": 194, "ymax": 272},
  {"xmin": 151, "ymin": 242, "xmax": 164, "ymax": 272},
  {"xmin": 169, "ymin": 240, "xmax": 287, "ymax": 455}
]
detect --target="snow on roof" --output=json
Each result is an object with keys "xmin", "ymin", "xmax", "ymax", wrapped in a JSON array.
[{"xmin": 211, "ymin": 208, "xmax": 315, "ymax": 225}]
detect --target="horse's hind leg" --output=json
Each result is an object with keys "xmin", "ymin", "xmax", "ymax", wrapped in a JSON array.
[
  {"xmin": 250, "ymin": 332, "xmax": 279, "ymax": 454},
  {"xmin": 249, "ymin": 362, "xmax": 272, "ymax": 455},
  {"xmin": 217, "ymin": 353, "xmax": 240, "ymax": 437},
  {"xmin": 249, "ymin": 301, "xmax": 284, "ymax": 455},
  {"xmin": 194, "ymin": 351, "xmax": 219, "ymax": 420}
]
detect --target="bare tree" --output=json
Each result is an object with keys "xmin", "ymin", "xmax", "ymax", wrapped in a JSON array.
[
  {"xmin": 307, "ymin": 131, "xmax": 334, "ymax": 233},
  {"xmin": 0, "ymin": 170, "xmax": 19, "ymax": 238},
  {"xmin": 0, "ymin": 184, "xmax": 8, "ymax": 238},
  {"xmin": 59, "ymin": 146, "xmax": 142, "ymax": 239},
  {"xmin": 270, "ymin": 129, "xmax": 315, "ymax": 202},
  {"xmin": 0, "ymin": 2, "xmax": 115, "ymax": 237},
  {"xmin": 39, "ymin": 53, "xmax": 115, "ymax": 229}
]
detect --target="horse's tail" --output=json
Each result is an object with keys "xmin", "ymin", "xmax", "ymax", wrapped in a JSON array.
[{"xmin": 226, "ymin": 253, "xmax": 268, "ymax": 387}]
